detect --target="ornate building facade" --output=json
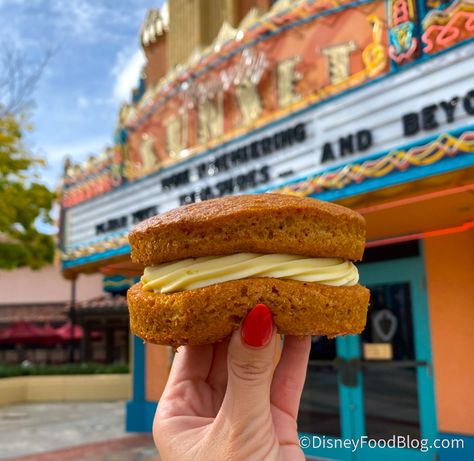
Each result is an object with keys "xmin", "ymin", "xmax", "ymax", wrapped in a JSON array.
[{"xmin": 58, "ymin": 1, "xmax": 474, "ymax": 459}]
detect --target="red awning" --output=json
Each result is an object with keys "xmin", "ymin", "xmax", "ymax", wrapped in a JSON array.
[
  {"xmin": 0, "ymin": 321, "xmax": 56, "ymax": 345},
  {"xmin": 55, "ymin": 322, "xmax": 83, "ymax": 341},
  {"xmin": 55, "ymin": 322, "xmax": 102, "ymax": 341},
  {"xmin": 40, "ymin": 323, "xmax": 62, "ymax": 346}
]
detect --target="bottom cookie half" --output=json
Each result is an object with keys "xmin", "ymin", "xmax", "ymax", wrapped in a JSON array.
[{"xmin": 127, "ymin": 278, "xmax": 370, "ymax": 347}]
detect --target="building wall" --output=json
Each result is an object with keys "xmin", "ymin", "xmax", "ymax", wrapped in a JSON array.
[
  {"xmin": 425, "ymin": 229, "xmax": 474, "ymax": 436},
  {"xmin": 0, "ymin": 265, "xmax": 103, "ymax": 304},
  {"xmin": 145, "ymin": 344, "xmax": 170, "ymax": 402},
  {"xmin": 201, "ymin": 0, "xmax": 237, "ymax": 43},
  {"xmin": 144, "ymin": 34, "xmax": 168, "ymax": 87},
  {"xmin": 167, "ymin": 0, "xmax": 268, "ymax": 68},
  {"xmin": 237, "ymin": 0, "xmax": 272, "ymax": 22},
  {"xmin": 168, "ymin": 0, "xmax": 202, "ymax": 68}
]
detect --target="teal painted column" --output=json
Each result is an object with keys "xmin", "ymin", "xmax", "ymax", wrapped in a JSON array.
[{"xmin": 126, "ymin": 335, "xmax": 157, "ymax": 432}]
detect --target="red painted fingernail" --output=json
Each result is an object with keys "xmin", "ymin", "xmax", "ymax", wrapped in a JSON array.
[{"xmin": 241, "ymin": 304, "xmax": 274, "ymax": 348}]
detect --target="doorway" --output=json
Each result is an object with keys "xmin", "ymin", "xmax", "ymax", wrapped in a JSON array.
[{"xmin": 298, "ymin": 254, "xmax": 437, "ymax": 460}]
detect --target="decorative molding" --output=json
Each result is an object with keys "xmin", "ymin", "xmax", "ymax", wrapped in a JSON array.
[
  {"xmin": 123, "ymin": 0, "xmax": 378, "ymax": 131},
  {"xmin": 388, "ymin": 0, "xmax": 419, "ymax": 64},
  {"xmin": 123, "ymin": 13, "xmax": 387, "ymax": 181},
  {"xmin": 61, "ymin": 148, "xmax": 122, "ymax": 209},
  {"xmin": 422, "ymin": 0, "xmax": 474, "ymax": 53},
  {"xmin": 275, "ymin": 131, "xmax": 474, "ymax": 196},
  {"xmin": 62, "ymin": 233, "xmax": 128, "ymax": 262},
  {"xmin": 141, "ymin": 5, "xmax": 169, "ymax": 47}
]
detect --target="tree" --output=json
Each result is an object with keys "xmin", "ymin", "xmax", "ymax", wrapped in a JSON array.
[
  {"xmin": 0, "ymin": 45, "xmax": 56, "ymax": 270},
  {"xmin": 0, "ymin": 45, "xmax": 51, "ymax": 117}
]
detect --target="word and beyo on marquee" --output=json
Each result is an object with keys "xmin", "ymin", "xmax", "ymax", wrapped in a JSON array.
[{"xmin": 94, "ymin": 87, "xmax": 474, "ymax": 238}]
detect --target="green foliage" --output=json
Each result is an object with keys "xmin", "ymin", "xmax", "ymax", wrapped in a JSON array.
[
  {"xmin": 0, "ymin": 114, "xmax": 56, "ymax": 269},
  {"xmin": 0, "ymin": 362, "xmax": 129, "ymax": 379}
]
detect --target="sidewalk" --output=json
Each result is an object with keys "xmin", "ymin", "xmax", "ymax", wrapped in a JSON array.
[
  {"xmin": 0, "ymin": 402, "xmax": 159, "ymax": 461},
  {"xmin": 4, "ymin": 436, "xmax": 159, "ymax": 461}
]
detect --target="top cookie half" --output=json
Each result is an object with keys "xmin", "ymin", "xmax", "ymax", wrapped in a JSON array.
[{"xmin": 129, "ymin": 193, "xmax": 366, "ymax": 266}]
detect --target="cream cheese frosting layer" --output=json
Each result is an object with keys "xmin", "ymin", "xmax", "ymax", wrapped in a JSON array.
[{"xmin": 141, "ymin": 253, "xmax": 359, "ymax": 293}]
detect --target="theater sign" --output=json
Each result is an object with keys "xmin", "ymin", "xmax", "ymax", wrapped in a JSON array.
[
  {"xmin": 59, "ymin": 0, "xmax": 474, "ymax": 267},
  {"xmin": 123, "ymin": 0, "xmax": 389, "ymax": 180}
]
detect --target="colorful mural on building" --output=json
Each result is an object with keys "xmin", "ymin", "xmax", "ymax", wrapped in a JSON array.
[{"xmin": 59, "ymin": 0, "xmax": 473, "ymax": 213}]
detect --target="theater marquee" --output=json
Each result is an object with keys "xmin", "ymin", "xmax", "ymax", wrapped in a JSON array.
[{"xmin": 61, "ymin": 45, "xmax": 474, "ymax": 258}]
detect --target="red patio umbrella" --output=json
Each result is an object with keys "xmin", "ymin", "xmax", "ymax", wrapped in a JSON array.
[
  {"xmin": 55, "ymin": 322, "xmax": 103, "ymax": 341},
  {"xmin": 40, "ymin": 323, "xmax": 62, "ymax": 346},
  {"xmin": 55, "ymin": 322, "xmax": 83, "ymax": 341},
  {"xmin": 0, "ymin": 321, "xmax": 46, "ymax": 345}
]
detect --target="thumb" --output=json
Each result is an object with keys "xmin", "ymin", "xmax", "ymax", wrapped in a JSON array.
[{"xmin": 221, "ymin": 304, "xmax": 277, "ymax": 421}]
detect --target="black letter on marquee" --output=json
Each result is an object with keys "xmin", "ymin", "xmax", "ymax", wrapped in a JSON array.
[
  {"xmin": 339, "ymin": 134, "xmax": 354, "ymax": 157},
  {"xmin": 215, "ymin": 178, "xmax": 233, "ymax": 196},
  {"xmin": 439, "ymin": 97, "xmax": 459, "ymax": 123},
  {"xmin": 197, "ymin": 163, "xmax": 208, "ymax": 179},
  {"xmin": 280, "ymin": 129, "xmax": 294, "ymax": 149},
  {"xmin": 261, "ymin": 137, "xmax": 273, "ymax": 155},
  {"xmin": 421, "ymin": 105, "xmax": 439, "ymax": 130},
  {"xmin": 179, "ymin": 192, "xmax": 196, "ymax": 205},
  {"xmin": 259, "ymin": 165, "xmax": 270, "ymax": 183},
  {"xmin": 215, "ymin": 154, "xmax": 230, "ymax": 173},
  {"xmin": 357, "ymin": 129, "xmax": 372, "ymax": 151},
  {"xmin": 199, "ymin": 186, "xmax": 215, "ymax": 201},
  {"xmin": 321, "ymin": 143, "xmax": 336, "ymax": 163},
  {"xmin": 294, "ymin": 123, "xmax": 307, "ymax": 142},
  {"xmin": 402, "ymin": 113, "xmax": 419, "ymax": 136},
  {"xmin": 250, "ymin": 141, "xmax": 261, "ymax": 159},
  {"xmin": 463, "ymin": 89, "xmax": 474, "ymax": 115},
  {"xmin": 273, "ymin": 132, "xmax": 283, "ymax": 150}
]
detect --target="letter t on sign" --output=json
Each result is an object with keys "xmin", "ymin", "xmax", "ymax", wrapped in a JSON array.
[
  {"xmin": 198, "ymin": 92, "xmax": 224, "ymax": 144},
  {"xmin": 277, "ymin": 56, "xmax": 303, "ymax": 108},
  {"xmin": 235, "ymin": 79, "xmax": 263, "ymax": 125},
  {"xmin": 165, "ymin": 115, "xmax": 188, "ymax": 158},
  {"xmin": 322, "ymin": 42, "xmax": 358, "ymax": 85}
]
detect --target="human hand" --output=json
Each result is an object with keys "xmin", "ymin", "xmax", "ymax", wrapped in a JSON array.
[{"xmin": 153, "ymin": 303, "xmax": 311, "ymax": 461}]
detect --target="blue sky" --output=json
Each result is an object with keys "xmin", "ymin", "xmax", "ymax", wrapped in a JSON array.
[{"xmin": 0, "ymin": 0, "xmax": 164, "ymax": 189}]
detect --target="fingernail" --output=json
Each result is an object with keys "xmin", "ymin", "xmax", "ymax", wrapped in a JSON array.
[{"xmin": 241, "ymin": 303, "xmax": 274, "ymax": 348}]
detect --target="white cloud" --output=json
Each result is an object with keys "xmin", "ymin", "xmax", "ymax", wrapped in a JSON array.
[
  {"xmin": 76, "ymin": 94, "xmax": 114, "ymax": 109},
  {"xmin": 77, "ymin": 95, "xmax": 89, "ymax": 109},
  {"xmin": 48, "ymin": 0, "xmax": 136, "ymax": 42},
  {"xmin": 50, "ymin": 0, "xmax": 103, "ymax": 37},
  {"xmin": 112, "ymin": 46, "xmax": 145, "ymax": 104}
]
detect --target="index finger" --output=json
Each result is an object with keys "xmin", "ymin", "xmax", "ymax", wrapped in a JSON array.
[
  {"xmin": 166, "ymin": 344, "xmax": 214, "ymax": 386},
  {"xmin": 270, "ymin": 335, "xmax": 311, "ymax": 419}
]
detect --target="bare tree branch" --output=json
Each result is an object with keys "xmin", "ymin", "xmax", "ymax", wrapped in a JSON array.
[{"xmin": 0, "ymin": 43, "xmax": 54, "ymax": 117}]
